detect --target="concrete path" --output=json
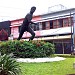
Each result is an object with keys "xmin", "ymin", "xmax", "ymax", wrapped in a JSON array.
[{"xmin": 16, "ymin": 57, "xmax": 66, "ymax": 63}]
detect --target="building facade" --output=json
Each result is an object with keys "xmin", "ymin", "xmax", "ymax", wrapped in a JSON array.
[{"xmin": 10, "ymin": 8, "xmax": 75, "ymax": 54}]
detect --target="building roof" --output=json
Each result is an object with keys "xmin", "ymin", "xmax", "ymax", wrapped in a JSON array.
[{"xmin": 41, "ymin": 8, "xmax": 75, "ymax": 16}]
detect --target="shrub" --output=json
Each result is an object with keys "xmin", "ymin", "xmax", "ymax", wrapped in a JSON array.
[
  {"xmin": 0, "ymin": 54, "xmax": 21, "ymax": 75},
  {"xmin": 0, "ymin": 41, "xmax": 16, "ymax": 55},
  {"xmin": 0, "ymin": 40, "xmax": 55, "ymax": 58}
]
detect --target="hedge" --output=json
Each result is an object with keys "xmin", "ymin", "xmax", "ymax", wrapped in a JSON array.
[{"xmin": 0, "ymin": 40, "xmax": 55, "ymax": 58}]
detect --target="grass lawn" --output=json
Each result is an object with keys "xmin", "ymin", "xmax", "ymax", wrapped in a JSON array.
[{"xmin": 19, "ymin": 56, "xmax": 75, "ymax": 75}]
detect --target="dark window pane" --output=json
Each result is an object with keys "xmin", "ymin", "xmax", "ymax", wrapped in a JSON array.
[
  {"xmin": 58, "ymin": 19, "xmax": 63, "ymax": 27},
  {"xmin": 50, "ymin": 21, "xmax": 53, "ymax": 29}
]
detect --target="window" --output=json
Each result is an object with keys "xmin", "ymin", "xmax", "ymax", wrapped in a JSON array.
[
  {"xmin": 54, "ymin": 43, "xmax": 63, "ymax": 54},
  {"xmin": 58, "ymin": 19, "xmax": 63, "ymax": 27},
  {"xmin": 64, "ymin": 43, "xmax": 71, "ymax": 54},
  {"xmin": 42, "ymin": 22, "xmax": 46, "ymax": 30},
  {"xmin": 36, "ymin": 23, "xmax": 39, "ymax": 31},
  {"xmin": 63, "ymin": 18, "xmax": 68, "ymax": 27},
  {"xmin": 18, "ymin": 26, "xmax": 21, "ymax": 32},
  {"xmin": 39, "ymin": 22, "xmax": 42, "ymax": 30},
  {"xmin": 68, "ymin": 17, "xmax": 73, "ymax": 26},
  {"xmin": 50, "ymin": 21, "xmax": 53, "ymax": 29},
  {"xmin": 53, "ymin": 20, "xmax": 57, "ymax": 28},
  {"xmin": 45, "ymin": 21, "xmax": 50, "ymax": 29}
]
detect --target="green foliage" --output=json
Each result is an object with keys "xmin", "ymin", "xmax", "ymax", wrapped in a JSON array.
[
  {"xmin": 0, "ymin": 40, "xmax": 55, "ymax": 58},
  {"xmin": 0, "ymin": 54, "xmax": 21, "ymax": 75},
  {"xmin": 0, "ymin": 41, "xmax": 16, "ymax": 55}
]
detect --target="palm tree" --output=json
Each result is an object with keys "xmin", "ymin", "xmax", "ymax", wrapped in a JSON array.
[{"xmin": 0, "ymin": 54, "xmax": 21, "ymax": 75}]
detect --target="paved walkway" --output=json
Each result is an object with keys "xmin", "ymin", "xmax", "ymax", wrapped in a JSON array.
[{"xmin": 16, "ymin": 57, "xmax": 66, "ymax": 63}]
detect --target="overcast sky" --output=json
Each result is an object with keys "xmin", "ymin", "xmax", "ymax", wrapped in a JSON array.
[{"xmin": 0, "ymin": 0, "xmax": 75, "ymax": 21}]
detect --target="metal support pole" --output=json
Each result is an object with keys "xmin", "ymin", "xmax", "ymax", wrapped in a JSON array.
[
  {"xmin": 70, "ymin": 11, "xmax": 73, "ymax": 53},
  {"xmin": 73, "ymin": 13, "xmax": 75, "ymax": 69},
  {"xmin": 73, "ymin": 12, "xmax": 75, "ymax": 54}
]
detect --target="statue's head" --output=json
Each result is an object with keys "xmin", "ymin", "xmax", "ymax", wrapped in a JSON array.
[{"xmin": 30, "ymin": 6, "xmax": 36, "ymax": 14}]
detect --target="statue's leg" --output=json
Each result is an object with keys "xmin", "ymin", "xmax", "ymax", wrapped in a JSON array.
[{"xmin": 27, "ymin": 26, "xmax": 35, "ymax": 41}]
